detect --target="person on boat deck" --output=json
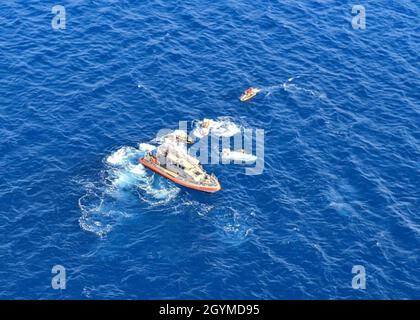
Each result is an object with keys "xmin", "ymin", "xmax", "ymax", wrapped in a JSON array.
[{"xmin": 245, "ymin": 88, "xmax": 254, "ymax": 95}]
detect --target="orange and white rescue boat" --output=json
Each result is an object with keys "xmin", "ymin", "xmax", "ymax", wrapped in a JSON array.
[{"xmin": 140, "ymin": 145, "xmax": 221, "ymax": 193}]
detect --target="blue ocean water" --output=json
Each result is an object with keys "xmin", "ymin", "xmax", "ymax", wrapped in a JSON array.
[{"xmin": 0, "ymin": 0, "xmax": 419, "ymax": 299}]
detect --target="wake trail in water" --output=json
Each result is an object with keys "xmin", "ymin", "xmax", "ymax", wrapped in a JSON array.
[
  {"xmin": 78, "ymin": 143, "xmax": 180, "ymax": 237},
  {"xmin": 256, "ymin": 76, "xmax": 326, "ymax": 99}
]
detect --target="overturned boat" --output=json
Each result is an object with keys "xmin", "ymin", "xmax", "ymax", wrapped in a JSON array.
[
  {"xmin": 140, "ymin": 145, "xmax": 221, "ymax": 193},
  {"xmin": 155, "ymin": 130, "xmax": 194, "ymax": 145},
  {"xmin": 221, "ymin": 148, "xmax": 257, "ymax": 163}
]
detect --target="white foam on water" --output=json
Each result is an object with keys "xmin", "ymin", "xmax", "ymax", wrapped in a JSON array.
[
  {"xmin": 130, "ymin": 163, "xmax": 146, "ymax": 175},
  {"xmin": 106, "ymin": 144, "xmax": 180, "ymax": 197},
  {"xmin": 106, "ymin": 147, "xmax": 132, "ymax": 166},
  {"xmin": 138, "ymin": 143, "xmax": 156, "ymax": 152},
  {"xmin": 79, "ymin": 143, "xmax": 179, "ymax": 237}
]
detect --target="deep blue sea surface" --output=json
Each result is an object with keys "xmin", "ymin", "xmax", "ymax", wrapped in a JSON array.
[{"xmin": 0, "ymin": 1, "xmax": 419, "ymax": 299}]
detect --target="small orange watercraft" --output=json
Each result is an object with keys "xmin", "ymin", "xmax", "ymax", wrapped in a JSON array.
[{"xmin": 240, "ymin": 87, "xmax": 260, "ymax": 102}]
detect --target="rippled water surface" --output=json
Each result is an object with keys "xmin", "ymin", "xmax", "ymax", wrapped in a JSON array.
[{"xmin": 0, "ymin": 1, "xmax": 419, "ymax": 299}]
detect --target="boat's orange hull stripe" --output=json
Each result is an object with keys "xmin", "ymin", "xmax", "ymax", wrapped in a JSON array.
[{"xmin": 140, "ymin": 158, "xmax": 221, "ymax": 193}]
